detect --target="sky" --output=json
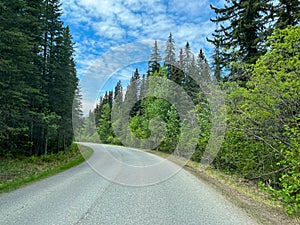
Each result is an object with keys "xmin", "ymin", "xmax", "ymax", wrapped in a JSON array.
[{"xmin": 60, "ymin": 0, "xmax": 225, "ymax": 114}]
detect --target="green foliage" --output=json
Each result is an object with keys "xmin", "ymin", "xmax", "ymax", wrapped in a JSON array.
[
  {"xmin": 275, "ymin": 0, "xmax": 300, "ymax": 29},
  {"xmin": 130, "ymin": 116, "xmax": 150, "ymax": 139},
  {"xmin": 208, "ymin": 1, "xmax": 299, "ymax": 83},
  {"xmin": 255, "ymin": 26, "xmax": 300, "ymax": 214},
  {"xmin": 208, "ymin": 0, "xmax": 273, "ymax": 79},
  {"xmin": 0, "ymin": 144, "xmax": 93, "ymax": 193},
  {"xmin": 0, "ymin": 0, "xmax": 79, "ymax": 156},
  {"xmin": 216, "ymin": 26, "xmax": 300, "ymax": 214},
  {"xmin": 94, "ymin": 27, "xmax": 299, "ymax": 214},
  {"xmin": 148, "ymin": 40, "xmax": 162, "ymax": 75},
  {"xmin": 97, "ymin": 103, "xmax": 114, "ymax": 144},
  {"xmin": 191, "ymin": 101, "xmax": 211, "ymax": 162}
]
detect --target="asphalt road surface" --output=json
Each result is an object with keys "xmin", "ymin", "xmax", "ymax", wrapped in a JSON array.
[{"xmin": 0, "ymin": 143, "xmax": 259, "ymax": 225}]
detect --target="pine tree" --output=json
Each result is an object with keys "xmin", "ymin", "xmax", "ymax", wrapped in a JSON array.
[
  {"xmin": 41, "ymin": 0, "xmax": 78, "ymax": 152},
  {"xmin": 148, "ymin": 40, "xmax": 162, "ymax": 75},
  {"xmin": 0, "ymin": 0, "xmax": 45, "ymax": 155},
  {"xmin": 165, "ymin": 32, "xmax": 176, "ymax": 65},
  {"xmin": 275, "ymin": 0, "xmax": 300, "ymax": 29},
  {"xmin": 114, "ymin": 80, "xmax": 123, "ymax": 105},
  {"xmin": 182, "ymin": 42, "xmax": 192, "ymax": 95},
  {"xmin": 211, "ymin": 41, "xmax": 222, "ymax": 82},
  {"xmin": 183, "ymin": 42, "xmax": 192, "ymax": 73},
  {"xmin": 165, "ymin": 32, "xmax": 176, "ymax": 79},
  {"xmin": 170, "ymin": 48, "xmax": 185, "ymax": 85},
  {"xmin": 208, "ymin": 0, "xmax": 273, "ymax": 82},
  {"xmin": 0, "ymin": 0, "xmax": 79, "ymax": 156},
  {"xmin": 132, "ymin": 68, "xmax": 141, "ymax": 100},
  {"xmin": 72, "ymin": 87, "xmax": 84, "ymax": 139},
  {"xmin": 97, "ymin": 103, "xmax": 113, "ymax": 144},
  {"xmin": 197, "ymin": 48, "xmax": 208, "ymax": 78},
  {"xmin": 124, "ymin": 75, "xmax": 139, "ymax": 117}
]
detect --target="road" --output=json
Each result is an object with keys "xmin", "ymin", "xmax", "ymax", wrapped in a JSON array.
[{"xmin": 0, "ymin": 143, "xmax": 259, "ymax": 225}]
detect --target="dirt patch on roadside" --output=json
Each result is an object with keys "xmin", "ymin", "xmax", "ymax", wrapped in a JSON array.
[{"xmin": 183, "ymin": 164, "xmax": 300, "ymax": 225}]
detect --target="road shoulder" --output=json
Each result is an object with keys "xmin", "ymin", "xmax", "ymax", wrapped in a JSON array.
[{"xmin": 146, "ymin": 150, "xmax": 300, "ymax": 225}]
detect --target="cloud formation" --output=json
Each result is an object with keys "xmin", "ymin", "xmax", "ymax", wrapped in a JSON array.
[{"xmin": 61, "ymin": 0, "xmax": 222, "ymax": 114}]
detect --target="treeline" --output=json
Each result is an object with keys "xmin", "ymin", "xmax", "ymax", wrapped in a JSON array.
[
  {"xmin": 90, "ymin": 0, "xmax": 300, "ymax": 214},
  {"xmin": 92, "ymin": 35, "xmax": 210, "ymax": 154},
  {"xmin": 0, "ymin": 0, "xmax": 81, "ymax": 156}
]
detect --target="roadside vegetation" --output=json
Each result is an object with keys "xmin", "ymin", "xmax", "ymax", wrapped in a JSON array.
[
  {"xmin": 86, "ymin": 25, "xmax": 299, "ymax": 216},
  {"xmin": 83, "ymin": 17, "xmax": 299, "ymax": 218},
  {"xmin": 0, "ymin": 144, "xmax": 93, "ymax": 194},
  {"xmin": 0, "ymin": 0, "xmax": 83, "ymax": 157},
  {"xmin": 0, "ymin": 0, "xmax": 86, "ymax": 194},
  {"xmin": 1, "ymin": 0, "xmax": 299, "ymax": 218}
]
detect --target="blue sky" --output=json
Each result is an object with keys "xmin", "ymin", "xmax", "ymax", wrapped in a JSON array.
[{"xmin": 61, "ymin": 0, "xmax": 225, "ymax": 114}]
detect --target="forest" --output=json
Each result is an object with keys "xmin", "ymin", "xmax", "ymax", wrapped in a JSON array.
[
  {"xmin": 80, "ymin": 1, "xmax": 299, "ymax": 214},
  {"xmin": 0, "ymin": 0, "xmax": 81, "ymax": 156},
  {"xmin": 0, "ymin": 0, "xmax": 299, "ymax": 215}
]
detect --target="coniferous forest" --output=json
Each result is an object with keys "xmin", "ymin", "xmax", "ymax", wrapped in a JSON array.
[
  {"xmin": 0, "ymin": 0, "xmax": 81, "ymax": 156},
  {"xmin": 0, "ymin": 0, "xmax": 299, "ymax": 215},
  {"xmin": 86, "ymin": 1, "xmax": 300, "ymax": 214}
]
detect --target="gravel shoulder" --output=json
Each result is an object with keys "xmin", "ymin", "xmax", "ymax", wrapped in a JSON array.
[{"xmin": 170, "ymin": 158, "xmax": 300, "ymax": 225}]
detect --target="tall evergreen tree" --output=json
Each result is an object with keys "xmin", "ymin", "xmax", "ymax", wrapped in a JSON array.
[
  {"xmin": 197, "ymin": 49, "xmax": 208, "ymax": 77},
  {"xmin": 208, "ymin": 0, "xmax": 273, "ymax": 82},
  {"xmin": 132, "ymin": 68, "xmax": 141, "ymax": 99},
  {"xmin": 171, "ymin": 48, "xmax": 185, "ymax": 85},
  {"xmin": 182, "ymin": 42, "xmax": 193, "ymax": 96},
  {"xmin": 0, "ymin": 0, "xmax": 79, "ymax": 156},
  {"xmin": 164, "ymin": 32, "xmax": 176, "ymax": 79},
  {"xmin": 72, "ymin": 87, "xmax": 84, "ymax": 139},
  {"xmin": 183, "ymin": 42, "xmax": 192, "ymax": 73},
  {"xmin": 97, "ymin": 103, "xmax": 113, "ymax": 144},
  {"xmin": 148, "ymin": 40, "xmax": 162, "ymax": 76},
  {"xmin": 165, "ymin": 32, "xmax": 176, "ymax": 65},
  {"xmin": 275, "ymin": 0, "xmax": 300, "ymax": 29},
  {"xmin": 140, "ymin": 74, "xmax": 148, "ymax": 99},
  {"xmin": 0, "ymin": 0, "xmax": 45, "ymax": 155},
  {"xmin": 114, "ymin": 80, "xmax": 123, "ymax": 104},
  {"xmin": 39, "ymin": 0, "xmax": 78, "ymax": 153},
  {"xmin": 211, "ymin": 41, "xmax": 222, "ymax": 82},
  {"xmin": 124, "ymin": 75, "xmax": 140, "ymax": 117}
]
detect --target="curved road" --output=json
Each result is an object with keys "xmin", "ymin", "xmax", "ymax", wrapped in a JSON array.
[{"xmin": 0, "ymin": 143, "xmax": 258, "ymax": 225}]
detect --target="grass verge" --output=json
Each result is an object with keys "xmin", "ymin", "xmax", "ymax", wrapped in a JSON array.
[{"xmin": 0, "ymin": 143, "xmax": 93, "ymax": 194}]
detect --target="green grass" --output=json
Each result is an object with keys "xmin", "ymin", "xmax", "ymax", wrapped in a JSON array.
[{"xmin": 0, "ymin": 143, "xmax": 93, "ymax": 194}]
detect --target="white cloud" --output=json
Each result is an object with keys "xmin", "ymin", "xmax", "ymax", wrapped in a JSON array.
[
  {"xmin": 62, "ymin": 0, "xmax": 220, "ymax": 113},
  {"xmin": 168, "ymin": 0, "xmax": 210, "ymax": 17},
  {"xmin": 81, "ymin": 99, "xmax": 97, "ymax": 115},
  {"xmin": 92, "ymin": 21, "xmax": 126, "ymax": 40}
]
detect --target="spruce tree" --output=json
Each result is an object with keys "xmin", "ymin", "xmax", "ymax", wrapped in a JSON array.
[
  {"xmin": 165, "ymin": 32, "xmax": 176, "ymax": 79},
  {"xmin": 148, "ymin": 40, "xmax": 162, "ymax": 75},
  {"xmin": 0, "ymin": 0, "xmax": 79, "ymax": 156},
  {"xmin": 208, "ymin": 0, "xmax": 273, "ymax": 82},
  {"xmin": 275, "ymin": 0, "xmax": 300, "ymax": 29},
  {"xmin": 170, "ymin": 48, "xmax": 185, "ymax": 85},
  {"xmin": 97, "ymin": 103, "xmax": 113, "ymax": 144},
  {"xmin": 124, "ymin": 75, "xmax": 140, "ymax": 117},
  {"xmin": 114, "ymin": 80, "xmax": 123, "ymax": 105},
  {"xmin": 183, "ymin": 42, "xmax": 192, "ymax": 73},
  {"xmin": 41, "ymin": 0, "xmax": 78, "ymax": 152},
  {"xmin": 0, "ymin": 0, "xmax": 45, "ymax": 155},
  {"xmin": 72, "ymin": 87, "xmax": 84, "ymax": 139}
]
